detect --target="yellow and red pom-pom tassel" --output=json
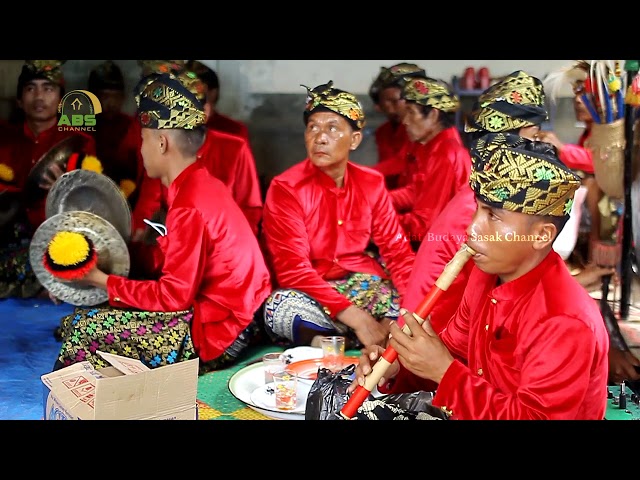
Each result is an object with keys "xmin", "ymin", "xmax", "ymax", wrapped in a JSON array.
[{"xmin": 43, "ymin": 231, "xmax": 98, "ymax": 281}]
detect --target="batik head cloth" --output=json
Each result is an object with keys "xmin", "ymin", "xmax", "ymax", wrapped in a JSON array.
[
  {"xmin": 401, "ymin": 77, "xmax": 460, "ymax": 113},
  {"xmin": 17, "ymin": 60, "xmax": 66, "ymax": 97},
  {"xmin": 135, "ymin": 72, "xmax": 205, "ymax": 129},
  {"xmin": 302, "ymin": 80, "xmax": 365, "ymax": 130},
  {"xmin": 469, "ymin": 132, "xmax": 581, "ymax": 217},
  {"xmin": 465, "ymin": 70, "xmax": 548, "ymax": 133},
  {"xmin": 369, "ymin": 62, "xmax": 426, "ymax": 102}
]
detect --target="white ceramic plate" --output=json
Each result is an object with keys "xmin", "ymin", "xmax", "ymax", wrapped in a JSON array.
[
  {"xmin": 228, "ymin": 362, "xmax": 307, "ymax": 420},
  {"xmin": 249, "ymin": 381, "xmax": 311, "ymax": 415}
]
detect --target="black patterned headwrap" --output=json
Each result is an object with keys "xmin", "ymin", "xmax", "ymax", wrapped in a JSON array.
[
  {"xmin": 17, "ymin": 60, "xmax": 66, "ymax": 98},
  {"xmin": 465, "ymin": 70, "xmax": 548, "ymax": 133},
  {"xmin": 302, "ymin": 80, "xmax": 365, "ymax": 130},
  {"xmin": 135, "ymin": 72, "xmax": 205, "ymax": 130},
  {"xmin": 369, "ymin": 62, "xmax": 426, "ymax": 103},
  {"xmin": 469, "ymin": 132, "xmax": 581, "ymax": 217}
]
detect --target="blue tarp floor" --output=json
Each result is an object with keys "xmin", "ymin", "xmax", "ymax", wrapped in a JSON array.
[{"xmin": 0, "ymin": 298, "xmax": 73, "ymax": 420}]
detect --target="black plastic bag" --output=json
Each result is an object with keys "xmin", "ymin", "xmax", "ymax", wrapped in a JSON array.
[
  {"xmin": 305, "ymin": 364, "xmax": 365, "ymax": 420},
  {"xmin": 354, "ymin": 391, "xmax": 449, "ymax": 420},
  {"xmin": 305, "ymin": 365, "xmax": 449, "ymax": 420}
]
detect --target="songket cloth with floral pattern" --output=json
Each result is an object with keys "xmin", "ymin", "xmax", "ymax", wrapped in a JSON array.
[
  {"xmin": 264, "ymin": 272, "xmax": 400, "ymax": 348},
  {"xmin": 0, "ymin": 218, "xmax": 40, "ymax": 299},
  {"xmin": 55, "ymin": 307, "xmax": 197, "ymax": 370}
]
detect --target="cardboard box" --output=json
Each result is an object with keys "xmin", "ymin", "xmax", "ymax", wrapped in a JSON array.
[{"xmin": 41, "ymin": 351, "xmax": 199, "ymax": 420}]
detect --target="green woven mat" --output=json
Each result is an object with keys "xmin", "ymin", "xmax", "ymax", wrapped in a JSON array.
[{"xmin": 196, "ymin": 344, "xmax": 360, "ymax": 420}]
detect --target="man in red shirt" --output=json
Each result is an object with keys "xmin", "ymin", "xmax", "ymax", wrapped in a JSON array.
[
  {"xmin": 0, "ymin": 60, "xmax": 96, "ymax": 299},
  {"xmin": 391, "ymin": 76, "xmax": 471, "ymax": 248},
  {"xmin": 369, "ymin": 62, "xmax": 425, "ymax": 189},
  {"xmin": 353, "ymin": 132, "xmax": 609, "ymax": 420},
  {"xmin": 129, "ymin": 63, "xmax": 263, "ymax": 278},
  {"xmin": 186, "ymin": 60, "xmax": 252, "ymax": 143},
  {"xmin": 51, "ymin": 70, "xmax": 272, "ymax": 374},
  {"xmin": 86, "ymin": 60, "xmax": 140, "ymax": 206},
  {"xmin": 262, "ymin": 81, "xmax": 415, "ymax": 350}
]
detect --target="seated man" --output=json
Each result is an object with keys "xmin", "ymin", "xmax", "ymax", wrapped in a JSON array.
[
  {"xmin": 86, "ymin": 60, "xmax": 140, "ymax": 206},
  {"xmin": 129, "ymin": 63, "xmax": 263, "ymax": 278},
  {"xmin": 352, "ymin": 132, "xmax": 609, "ymax": 420},
  {"xmin": 262, "ymin": 81, "xmax": 415, "ymax": 350},
  {"xmin": 186, "ymin": 60, "xmax": 252, "ymax": 143},
  {"xmin": 51, "ymin": 71, "xmax": 272, "ymax": 374},
  {"xmin": 0, "ymin": 60, "xmax": 96, "ymax": 299},
  {"xmin": 368, "ymin": 62, "xmax": 425, "ymax": 189},
  {"xmin": 390, "ymin": 76, "xmax": 471, "ymax": 248}
]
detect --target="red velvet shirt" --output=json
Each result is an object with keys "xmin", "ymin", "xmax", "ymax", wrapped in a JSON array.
[
  {"xmin": 374, "ymin": 121, "xmax": 410, "ymax": 164},
  {"xmin": 262, "ymin": 159, "xmax": 415, "ymax": 317},
  {"xmin": 390, "ymin": 127, "xmax": 471, "ymax": 243},
  {"xmin": 107, "ymin": 162, "xmax": 272, "ymax": 362},
  {"xmin": 387, "ymin": 251, "xmax": 609, "ymax": 420},
  {"xmin": 206, "ymin": 112, "xmax": 250, "ymax": 143},
  {"xmin": 560, "ymin": 129, "xmax": 594, "ymax": 174},
  {"xmin": 132, "ymin": 128, "xmax": 263, "ymax": 236},
  {"xmin": 403, "ymin": 185, "xmax": 476, "ymax": 334}
]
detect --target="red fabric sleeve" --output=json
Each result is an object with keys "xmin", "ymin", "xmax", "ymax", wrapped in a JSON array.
[{"xmin": 262, "ymin": 181, "xmax": 352, "ymax": 317}]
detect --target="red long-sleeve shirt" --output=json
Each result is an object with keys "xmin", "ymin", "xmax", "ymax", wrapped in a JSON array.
[
  {"xmin": 386, "ymin": 251, "xmax": 609, "ymax": 420},
  {"xmin": 390, "ymin": 127, "xmax": 471, "ymax": 243},
  {"xmin": 107, "ymin": 162, "xmax": 271, "ymax": 362},
  {"xmin": 132, "ymin": 128, "xmax": 262, "ymax": 236},
  {"xmin": 262, "ymin": 159, "xmax": 415, "ymax": 317}
]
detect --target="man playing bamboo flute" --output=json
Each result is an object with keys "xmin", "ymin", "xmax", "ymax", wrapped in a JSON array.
[{"xmin": 352, "ymin": 132, "xmax": 609, "ymax": 420}]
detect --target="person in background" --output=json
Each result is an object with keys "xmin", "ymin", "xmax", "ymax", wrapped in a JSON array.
[
  {"xmin": 390, "ymin": 76, "xmax": 470, "ymax": 249},
  {"xmin": 130, "ymin": 63, "xmax": 263, "ymax": 278},
  {"xmin": 262, "ymin": 81, "xmax": 415, "ymax": 350},
  {"xmin": 186, "ymin": 60, "xmax": 251, "ymax": 143},
  {"xmin": 368, "ymin": 62, "xmax": 425, "ymax": 189},
  {"xmin": 541, "ymin": 60, "xmax": 640, "ymax": 386},
  {"xmin": 87, "ymin": 60, "xmax": 140, "ymax": 206},
  {"xmin": 539, "ymin": 60, "xmax": 604, "ymax": 263},
  {"xmin": 51, "ymin": 71, "xmax": 271, "ymax": 374},
  {"xmin": 352, "ymin": 132, "xmax": 609, "ymax": 420},
  {"xmin": 0, "ymin": 60, "xmax": 96, "ymax": 299}
]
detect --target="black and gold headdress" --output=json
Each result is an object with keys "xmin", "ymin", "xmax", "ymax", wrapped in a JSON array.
[
  {"xmin": 135, "ymin": 72, "xmax": 205, "ymax": 130},
  {"xmin": 369, "ymin": 62, "xmax": 426, "ymax": 102},
  {"xmin": 469, "ymin": 132, "xmax": 581, "ymax": 217},
  {"xmin": 17, "ymin": 60, "xmax": 66, "ymax": 97},
  {"xmin": 401, "ymin": 77, "xmax": 460, "ymax": 113},
  {"xmin": 302, "ymin": 80, "xmax": 365, "ymax": 130},
  {"xmin": 465, "ymin": 70, "xmax": 548, "ymax": 133}
]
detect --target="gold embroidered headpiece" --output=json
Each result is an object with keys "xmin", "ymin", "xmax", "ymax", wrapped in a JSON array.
[
  {"xmin": 401, "ymin": 77, "xmax": 460, "ymax": 113},
  {"xmin": 369, "ymin": 62, "xmax": 426, "ymax": 102},
  {"xmin": 302, "ymin": 80, "xmax": 365, "ymax": 130},
  {"xmin": 135, "ymin": 72, "xmax": 205, "ymax": 130},
  {"xmin": 465, "ymin": 70, "xmax": 548, "ymax": 133},
  {"xmin": 469, "ymin": 132, "xmax": 581, "ymax": 217},
  {"xmin": 17, "ymin": 60, "xmax": 66, "ymax": 97}
]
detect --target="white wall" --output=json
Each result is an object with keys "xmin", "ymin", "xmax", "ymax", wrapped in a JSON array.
[{"xmin": 234, "ymin": 60, "xmax": 577, "ymax": 95}]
